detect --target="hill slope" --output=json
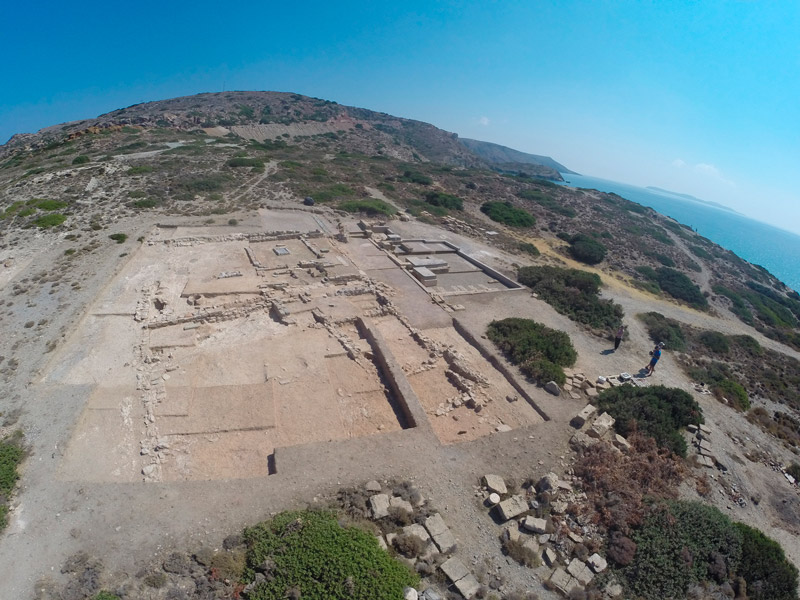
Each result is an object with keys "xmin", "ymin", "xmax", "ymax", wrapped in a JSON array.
[{"xmin": 460, "ymin": 137, "xmax": 578, "ymax": 175}]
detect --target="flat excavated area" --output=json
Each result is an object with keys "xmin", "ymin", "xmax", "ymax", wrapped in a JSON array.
[{"xmin": 51, "ymin": 221, "xmax": 543, "ymax": 484}]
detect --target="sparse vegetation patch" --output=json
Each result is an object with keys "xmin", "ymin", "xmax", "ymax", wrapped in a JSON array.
[{"xmin": 480, "ymin": 201, "xmax": 535, "ymax": 227}]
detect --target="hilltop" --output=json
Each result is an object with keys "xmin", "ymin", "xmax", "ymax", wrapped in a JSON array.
[{"xmin": 1, "ymin": 91, "xmax": 799, "ymax": 600}]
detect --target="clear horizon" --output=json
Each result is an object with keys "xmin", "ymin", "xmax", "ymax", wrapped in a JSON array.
[{"xmin": 2, "ymin": 1, "xmax": 798, "ymax": 234}]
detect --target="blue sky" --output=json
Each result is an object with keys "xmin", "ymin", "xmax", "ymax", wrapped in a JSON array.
[{"xmin": 2, "ymin": 1, "xmax": 799, "ymax": 232}]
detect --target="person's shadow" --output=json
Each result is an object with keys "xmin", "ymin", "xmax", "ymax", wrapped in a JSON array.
[
  {"xmin": 600, "ymin": 349, "xmax": 615, "ymax": 355},
  {"xmin": 634, "ymin": 367, "xmax": 649, "ymax": 379}
]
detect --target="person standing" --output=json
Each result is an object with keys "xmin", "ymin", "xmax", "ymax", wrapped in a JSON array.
[
  {"xmin": 645, "ymin": 342, "xmax": 665, "ymax": 376},
  {"xmin": 614, "ymin": 324, "xmax": 625, "ymax": 351}
]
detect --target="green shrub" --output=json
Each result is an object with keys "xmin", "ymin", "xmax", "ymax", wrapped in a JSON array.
[
  {"xmin": 242, "ymin": 510, "xmax": 417, "ymax": 600},
  {"xmin": 338, "ymin": 199, "xmax": 396, "ymax": 217},
  {"xmin": 689, "ymin": 244, "xmax": 714, "ymax": 260},
  {"xmin": 621, "ymin": 501, "xmax": 742, "ymax": 599},
  {"xmin": 635, "ymin": 265, "xmax": 658, "ymax": 281},
  {"xmin": 133, "ymin": 198, "xmax": 159, "ymax": 209},
  {"xmin": 567, "ymin": 233, "xmax": 607, "ymax": 265},
  {"xmin": 713, "ymin": 378, "xmax": 750, "ymax": 411},
  {"xmin": 731, "ymin": 334, "xmax": 763, "ymax": 356},
  {"xmin": 735, "ymin": 523, "xmax": 798, "ymax": 600},
  {"xmin": 423, "ymin": 191, "xmax": 463, "ymax": 211},
  {"xmin": 655, "ymin": 267, "xmax": 707, "ymax": 308},
  {"xmin": 517, "ymin": 189, "xmax": 576, "ymax": 217},
  {"xmin": 126, "ymin": 165, "xmax": 154, "ymax": 175},
  {"xmin": 109, "ymin": 233, "xmax": 127, "ymax": 244},
  {"xmin": 92, "ymin": 592, "xmax": 121, "ymax": 600},
  {"xmin": 227, "ymin": 157, "xmax": 264, "ymax": 168},
  {"xmin": 399, "ymin": 170, "xmax": 432, "ymax": 185},
  {"xmin": 786, "ymin": 463, "xmax": 800, "ymax": 481},
  {"xmin": 34, "ymin": 213, "xmax": 66, "ymax": 228},
  {"xmin": 72, "ymin": 154, "xmax": 90, "ymax": 165},
  {"xmin": 637, "ymin": 312, "xmax": 686, "ymax": 350},
  {"xmin": 487, "ymin": 318, "xmax": 576, "ymax": 385},
  {"xmin": 698, "ymin": 330, "xmax": 730, "ymax": 354},
  {"xmin": 595, "ymin": 385, "xmax": 702, "ymax": 456},
  {"xmin": 518, "ymin": 242, "xmax": 540, "ymax": 256},
  {"xmin": 173, "ymin": 174, "xmax": 233, "ymax": 198},
  {"xmin": 518, "ymin": 266, "xmax": 623, "ymax": 330},
  {"xmin": 33, "ymin": 198, "xmax": 68, "ymax": 211},
  {"xmin": 480, "ymin": 202, "xmax": 535, "ymax": 227},
  {"xmin": 311, "ymin": 184, "xmax": 354, "ymax": 203}
]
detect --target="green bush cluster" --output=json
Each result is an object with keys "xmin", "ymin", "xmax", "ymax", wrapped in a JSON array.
[
  {"xmin": 423, "ymin": 191, "xmax": 462, "ymax": 211},
  {"xmin": 689, "ymin": 244, "xmax": 714, "ymax": 260},
  {"xmin": 595, "ymin": 385, "xmax": 703, "ymax": 456},
  {"xmin": 311, "ymin": 184, "xmax": 355, "ymax": 203},
  {"xmin": 654, "ymin": 267, "xmax": 707, "ymax": 308},
  {"xmin": 72, "ymin": 154, "xmax": 90, "ymax": 165},
  {"xmin": 566, "ymin": 233, "xmax": 607, "ymax": 265},
  {"xmin": 518, "ymin": 242, "xmax": 540, "ymax": 256},
  {"xmin": 242, "ymin": 510, "xmax": 417, "ymax": 600},
  {"xmin": 0, "ymin": 435, "xmax": 24, "ymax": 530},
  {"xmin": 517, "ymin": 189, "xmax": 576, "ymax": 217},
  {"xmin": 126, "ymin": 165, "xmax": 154, "ymax": 176},
  {"xmin": 480, "ymin": 201, "xmax": 535, "ymax": 227},
  {"xmin": 399, "ymin": 170, "xmax": 432, "ymax": 185},
  {"xmin": 637, "ymin": 312, "xmax": 687, "ymax": 351},
  {"xmin": 487, "ymin": 317, "xmax": 576, "ymax": 385},
  {"xmin": 618, "ymin": 500, "xmax": 798, "ymax": 600},
  {"xmin": 109, "ymin": 233, "xmax": 128, "ymax": 244},
  {"xmin": 688, "ymin": 362, "xmax": 750, "ymax": 411},
  {"xmin": 698, "ymin": 330, "xmax": 730, "ymax": 354},
  {"xmin": 338, "ymin": 199, "xmax": 396, "ymax": 217},
  {"xmin": 34, "ymin": 213, "xmax": 67, "ymax": 228},
  {"xmin": 227, "ymin": 156, "xmax": 264, "ymax": 168},
  {"xmin": 518, "ymin": 266, "xmax": 623, "ymax": 330}
]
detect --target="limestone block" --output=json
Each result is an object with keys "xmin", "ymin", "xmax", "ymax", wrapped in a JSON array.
[
  {"xmin": 482, "ymin": 474, "xmax": 507, "ymax": 495},
  {"xmin": 403, "ymin": 523, "xmax": 431, "ymax": 543},
  {"xmin": 522, "ymin": 516, "xmax": 548, "ymax": 534},
  {"xmin": 567, "ymin": 558, "xmax": 594, "ymax": 586},
  {"xmin": 425, "ymin": 513, "xmax": 448, "ymax": 537},
  {"xmin": 497, "ymin": 495, "xmax": 528, "ymax": 521},
  {"xmin": 536, "ymin": 472, "xmax": 560, "ymax": 493},
  {"xmin": 570, "ymin": 431, "xmax": 599, "ymax": 450},
  {"xmin": 588, "ymin": 553, "xmax": 607, "ymax": 573},
  {"xmin": 454, "ymin": 574, "xmax": 480, "ymax": 599},
  {"xmin": 543, "ymin": 547, "xmax": 559, "ymax": 567},
  {"xmin": 440, "ymin": 557, "xmax": 469, "ymax": 583},
  {"xmin": 365, "ymin": 480, "xmax": 382, "ymax": 492},
  {"xmin": 571, "ymin": 404, "xmax": 597, "ymax": 428},
  {"xmin": 390, "ymin": 496, "xmax": 413, "ymax": 514},
  {"xmin": 585, "ymin": 387, "xmax": 599, "ymax": 399},
  {"xmin": 589, "ymin": 412, "xmax": 615, "ymax": 438},
  {"xmin": 370, "ymin": 493, "xmax": 390, "ymax": 519},
  {"xmin": 613, "ymin": 433, "xmax": 631, "ymax": 452}
]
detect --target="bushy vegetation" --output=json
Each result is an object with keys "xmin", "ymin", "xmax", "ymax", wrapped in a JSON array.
[
  {"xmin": 172, "ymin": 174, "xmax": 233, "ymax": 199},
  {"xmin": 637, "ymin": 312, "xmax": 687, "ymax": 351},
  {"xmin": 595, "ymin": 385, "xmax": 703, "ymax": 456},
  {"xmin": 33, "ymin": 213, "xmax": 67, "ymax": 228},
  {"xmin": 0, "ymin": 434, "xmax": 24, "ymax": 529},
  {"xmin": 517, "ymin": 189, "xmax": 576, "ymax": 217},
  {"xmin": 518, "ymin": 266, "xmax": 623, "ymax": 330},
  {"xmin": 698, "ymin": 330, "xmax": 730, "ymax": 354},
  {"xmin": 616, "ymin": 501, "xmax": 798, "ymax": 600},
  {"xmin": 518, "ymin": 242, "xmax": 540, "ymax": 256},
  {"xmin": 226, "ymin": 156, "xmax": 264, "ymax": 168},
  {"xmin": 480, "ymin": 201, "xmax": 535, "ymax": 227},
  {"xmin": 72, "ymin": 154, "xmax": 90, "ymax": 165},
  {"xmin": 242, "ymin": 510, "xmax": 417, "ymax": 600},
  {"xmin": 399, "ymin": 170, "xmax": 432, "ymax": 185},
  {"xmin": 109, "ymin": 233, "xmax": 128, "ymax": 244},
  {"xmin": 126, "ymin": 165, "xmax": 154, "ymax": 176},
  {"xmin": 689, "ymin": 244, "xmax": 714, "ymax": 260},
  {"xmin": 561, "ymin": 233, "xmax": 607, "ymax": 265},
  {"xmin": 32, "ymin": 198, "xmax": 68, "ymax": 211},
  {"xmin": 423, "ymin": 191, "xmax": 463, "ymax": 211},
  {"xmin": 487, "ymin": 317, "xmax": 576, "ymax": 385},
  {"xmin": 338, "ymin": 199, "xmax": 396, "ymax": 217},
  {"xmin": 654, "ymin": 267, "xmax": 707, "ymax": 308},
  {"xmin": 688, "ymin": 362, "xmax": 750, "ymax": 411},
  {"xmin": 133, "ymin": 198, "xmax": 160, "ymax": 209},
  {"xmin": 310, "ymin": 184, "xmax": 355, "ymax": 203}
]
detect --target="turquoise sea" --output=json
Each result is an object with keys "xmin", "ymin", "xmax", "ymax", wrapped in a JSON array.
[{"xmin": 560, "ymin": 173, "xmax": 800, "ymax": 293}]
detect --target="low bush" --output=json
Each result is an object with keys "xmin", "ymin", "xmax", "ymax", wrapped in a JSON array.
[
  {"xmin": 399, "ymin": 170, "xmax": 432, "ymax": 185},
  {"xmin": 72, "ymin": 154, "xmax": 90, "ymax": 165},
  {"xmin": 480, "ymin": 201, "xmax": 535, "ymax": 227},
  {"xmin": 517, "ymin": 189, "xmax": 576, "ymax": 217},
  {"xmin": 698, "ymin": 330, "xmax": 730, "ymax": 354},
  {"xmin": 518, "ymin": 242, "xmax": 540, "ymax": 256},
  {"xmin": 423, "ymin": 191, "xmax": 462, "ymax": 211},
  {"xmin": 595, "ymin": 385, "xmax": 703, "ymax": 456},
  {"xmin": 338, "ymin": 199, "xmax": 396, "ymax": 217},
  {"xmin": 311, "ymin": 184, "xmax": 355, "ymax": 203},
  {"xmin": 34, "ymin": 213, "xmax": 66, "ymax": 228},
  {"xmin": 0, "ymin": 434, "xmax": 24, "ymax": 529},
  {"xmin": 227, "ymin": 157, "xmax": 264, "ymax": 168},
  {"xmin": 109, "ymin": 233, "xmax": 127, "ymax": 244},
  {"xmin": 735, "ymin": 523, "xmax": 798, "ymax": 600},
  {"xmin": 518, "ymin": 266, "xmax": 623, "ymax": 330},
  {"xmin": 133, "ymin": 198, "xmax": 159, "ymax": 209},
  {"xmin": 655, "ymin": 267, "xmax": 707, "ymax": 308},
  {"xmin": 487, "ymin": 317, "xmax": 576, "ymax": 385},
  {"xmin": 126, "ymin": 165, "xmax": 154, "ymax": 175},
  {"xmin": 33, "ymin": 198, "xmax": 68, "ymax": 211},
  {"xmin": 567, "ymin": 233, "xmax": 607, "ymax": 265},
  {"xmin": 688, "ymin": 362, "xmax": 750, "ymax": 411},
  {"xmin": 242, "ymin": 510, "xmax": 417, "ymax": 600}
]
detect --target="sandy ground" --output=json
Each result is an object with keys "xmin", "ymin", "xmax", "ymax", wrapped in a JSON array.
[{"xmin": 0, "ymin": 206, "xmax": 798, "ymax": 599}]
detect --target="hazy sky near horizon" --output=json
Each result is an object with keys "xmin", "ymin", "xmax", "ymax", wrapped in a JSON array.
[{"xmin": 2, "ymin": 1, "xmax": 799, "ymax": 233}]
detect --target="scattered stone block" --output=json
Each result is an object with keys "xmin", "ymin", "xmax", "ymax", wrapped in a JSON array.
[
  {"xmin": 404, "ymin": 587, "xmax": 419, "ymax": 600},
  {"xmin": 699, "ymin": 439, "xmax": 713, "ymax": 452},
  {"xmin": 613, "ymin": 434, "xmax": 631, "ymax": 452},
  {"xmin": 551, "ymin": 500, "xmax": 568, "ymax": 514},
  {"xmin": 421, "ymin": 589, "xmax": 443, "ymax": 600},
  {"xmin": 567, "ymin": 531, "xmax": 583, "ymax": 544},
  {"xmin": 570, "ymin": 431, "xmax": 599, "ymax": 450},
  {"xmin": 390, "ymin": 496, "xmax": 414, "ymax": 514},
  {"xmin": 545, "ymin": 381, "xmax": 561, "ymax": 396},
  {"xmin": 369, "ymin": 493, "xmax": 390, "ymax": 519},
  {"xmin": 432, "ymin": 528, "xmax": 457, "ymax": 554},
  {"xmin": 497, "ymin": 495, "xmax": 528, "ymax": 521},
  {"xmin": 588, "ymin": 553, "xmax": 607, "ymax": 573},
  {"xmin": 698, "ymin": 455, "xmax": 715, "ymax": 468},
  {"xmin": 523, "ymin": 537, "xmax": 540, "ymax": 553},
  {"xmin": 403, "ymin": 523, "xmax": 431, "ymax": 543},
  {"xmin": 569, "ymin": 391, "xmax": 582, "ymax": 400},
  {"xmin": 556, "ymin": 480, "xmax": 573, "ymax": 492},
  {"xmin": 571, "ymin": 404, "xmax": 597, "ymax": 428},
  {"xmin": 365, "ymin": 480, "xmax": 382, "ymax": 492},
  {"xmin": 547, "ymin": 567, "xmax": 578, "ymax": 595},
  {"xmin": 538, "ymin": 534, "xmax": 551, "ymax": 544},
  {"xmin": 440, "ymin": 557, "xmax": 470, "ymax": 583},
  {"xmin": 589, "ymin": 412, "xmax": 615, "ymax": 438},
  {"xmin": 536, "ymin": 472, "xmax": 559, "ymax": 493},
  {"xmin": 605, "ymin": 582, "xmax": 623, "ymax": 597},
  {"xmin": 543, "ymin": 547, "xmax": 559, "ymax": 567},
  {"xmin": 522, "ymin": 516, "xmax": 548, "ymax": 534},
  {"xmin": 495, "ymin": 423, "xmax": 512, "ymax": 433},
  {"xmin": 585, "ymin": 387, "xmax": 599, "ymax": 399},
  {"xmin": 567, "ymin": 558, "xmax": 594, "ymax": 585},
  {"xmin": 699, "ymin": 424, "xmax": 711, "ymax": 434},
  {"xmin": 454, "ymin": 574, "xmax": 480, "ymax": 599},
  {"xmin": 482, "ymin": 474, "xmax": 507, "ymax": 495},
  {"xmin": 502, "ymin": 525, "xmax": 522, "ymax": 544},
  {"xmin": 687, "ymin": 424, "xmax": 698, "ymax": 433},
  {"xmin": 573, "ymin": 373, "xmax": 585, "ymax": 382},
  {"xmin": 425, "ymin": 513, "xmax": 448, "ymax": 537}
]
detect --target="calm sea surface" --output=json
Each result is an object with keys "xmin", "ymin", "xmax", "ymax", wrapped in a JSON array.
[{"xmin": 560, "ymin": 173, "xmax": 800, "ymax": 293}]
